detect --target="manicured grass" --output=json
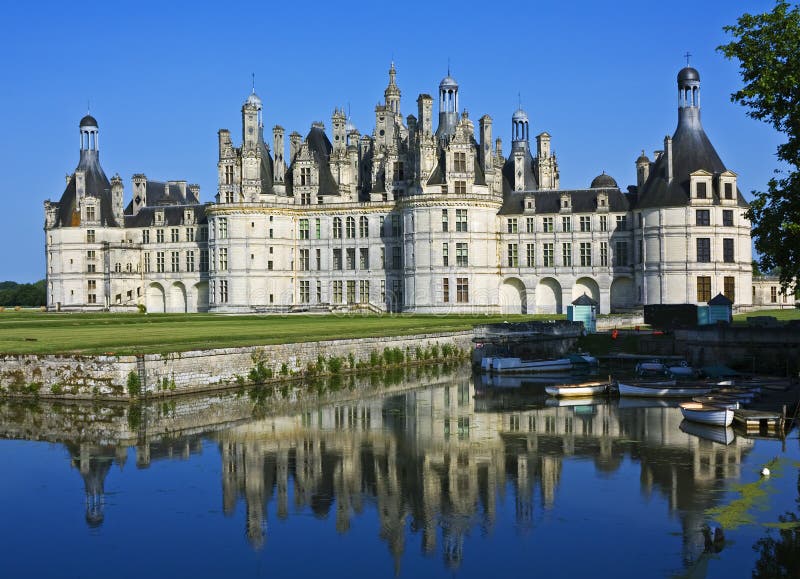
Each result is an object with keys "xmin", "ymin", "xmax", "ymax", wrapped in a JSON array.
[
  {"xmin": 733, "ymin": 308, "xmax": 800, "ymax": 322},
  {"xmin": 0, "ymin": 311, "xmax": 555, "ymax": 355}
]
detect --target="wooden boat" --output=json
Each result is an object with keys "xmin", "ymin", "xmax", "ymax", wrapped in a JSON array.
[
  {"xmin": 617, "ymin": 379, "xmax": 714, "ymax": 397},
  {"xmin": 667, "ymin": 361, "xmax": 696, "ymax": 378},
  {"xmin": 691, "ymin": 395, "xmax": 740, "ymax": 410},
  {"xmin": 545, "ymin": 380, "xmax": 610, "ymax": 397},
  {"xmin": 485, "ymin": 356, "xmax": 573, "ymax": 374},
  {"xmin": 679, "ymin": 420, "xmax": 735, "ymax": 445},
  {"xmin": 679, "ymin": 402, "xmax": 734, "ymax": 427}
]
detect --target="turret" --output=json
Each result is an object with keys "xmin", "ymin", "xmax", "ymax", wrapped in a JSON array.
[
  {"xmin": 636, "ymin": 150, "xmax": 650, "ymax": 189},
  {"xmin": 242, "ymin": 90, "xmax": 262, "ymax": 149},
  {"xmin": 384, "ymin": 62, "xmax": 401, "ymax": 116},
  {"xmin": 436, "ymin": 74, "xmax": 459, "ymax": 139}
]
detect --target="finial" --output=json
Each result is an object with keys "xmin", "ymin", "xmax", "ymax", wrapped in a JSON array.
[
  {"xmin": 87, "ymin": 99, "xmax": 90, "ymax": 114},
  {"xmin": 447, "ymin": 57, "xmax": 450, "ymax": 76},
  {"xmin": 251, "ymin": 72, "xmax": 255, "ymax": 94},
  {"xmin": 518, "ymin": 92, "xmax": 521, "ymax": 110},
  {"xmin": 684, "ymin": 51, "xmax": 692, "ymax": 67}
]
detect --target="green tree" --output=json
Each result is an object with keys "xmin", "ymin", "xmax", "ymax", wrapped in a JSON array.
[{"xmin": 719, "ymin": 1, "xmax": 800, "ymax": 292}]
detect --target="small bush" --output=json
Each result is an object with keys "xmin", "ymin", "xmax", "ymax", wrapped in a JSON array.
[
  {"xmin": 369, "ymin": 350, "xmax": 381, "ymax": 367},
  {"xmin": 137, "ymin": 303, "xmax": 146, "ymax": 313},
  {"xmin": 51, "ymin": 383, "xmax": 63, "ymax": 395},
  {"xmin": 430, "ymin": 344, "xmax": 440, "ymax": 359},
  {"xmin": 249, "ymin": 362, "xmax": 273, "ymax": 384},
  {"xmin": 348, "ymin": 352, "xmax": 356, "ymax": 369},
  {"xmin": 328, "ymin": 357, "xmax": 343, "ymax": 374},
  {"xmin": 126, "ymin": 371, "xmax": 141, "ymax": 397},
  {"xmin": 279, "ymin": 363, "xmax": 289, "ymax": 376}
]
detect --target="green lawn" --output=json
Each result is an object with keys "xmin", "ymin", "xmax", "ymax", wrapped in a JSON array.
[
  {"xmin": 733, "ymin": 308, "xmax": 800, "ymax": 322},
  {"xmin": 0, "ymin": 311, "xmax": 548, "ymax": 355}
]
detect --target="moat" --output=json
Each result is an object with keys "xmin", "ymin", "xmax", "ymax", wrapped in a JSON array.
[{"xmin": 1, "ymin": 364, "xmax": 798, "ymax": 578}]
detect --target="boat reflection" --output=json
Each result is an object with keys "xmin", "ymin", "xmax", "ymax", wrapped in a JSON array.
[{"xmin": 679, "ymin": 420, "xmax": 736, "ymax": 446}]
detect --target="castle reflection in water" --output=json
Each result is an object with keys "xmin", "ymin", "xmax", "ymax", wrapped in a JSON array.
[{"xmin": 4, "ymin": 369, "xmax": 754, "ymax": 570}]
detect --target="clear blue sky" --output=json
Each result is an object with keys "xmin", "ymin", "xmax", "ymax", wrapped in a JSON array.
[{"xmin": 0, "ymin": 0, "xmax": 784, "ymax": 282}]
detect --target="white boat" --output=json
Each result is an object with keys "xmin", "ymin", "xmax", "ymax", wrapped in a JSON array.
[
  {"xmin": 668, "ymin": 361, "xmax": 696, "ymax": 377},
  {"xmin": 545, "ymin": 380, "xmax": 610, "ymax": 397},
  {"xmin": 617, "ymin": 380, "xmax": 714, "ymax": 397},
  {"xmin": 569, "ymin": 353, "xmax": 599, "ymax": 366},
  {"xmin": 679, "ymin": 402, "xmax": 735, "ymax": 427},
  {"xmin": 679, "ymin": 420, "xmax": 735, "ymax": 445},
  {"xmin": 486, "ymin": 356, "xmax": 573, "ymax": 374},
  {"xmin": 635, "ymin": 359, "xmax": 667, "ymax": 375},
  {"xmin": 691, "ymin": 395, "xmax": 740, "ymax": 410}
]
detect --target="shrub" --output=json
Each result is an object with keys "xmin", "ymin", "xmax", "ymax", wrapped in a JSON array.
[
  {"xmin": 328, "ymin": 356, "xmax": 343, "ymax": 374},
  {"xmin": 348, "ymin": 352, "xmax": 356, "ymax": 369},
  {"xmin": 279, "ymin": 363, "xmax": 289, "ymax": 376},
  {"xmin": 249, "ymin": 362, "xmax": 273, "ymax": 384},
  {"xmin": 137, "ymin": 303, "xmax": 146, "ymax": 313},
  {"xmin": 51, "ymin": 383, "xmax": 63, "ymax": 395},
  {"xmin": 369, "ymin": 350, "xmax": 381, "ymax": 367},
  {"xmin": 430, "ymin": 344, "xmax": 440, "ymax": 359},
  {"xmin": 317, "ymin": 354, "xmax": 326, "ymax": 373},
  {"xmin": 126, "ymin": 371, "xmax": 141, "ymax": 397}
]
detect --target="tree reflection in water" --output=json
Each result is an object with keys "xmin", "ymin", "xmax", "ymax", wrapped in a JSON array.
[{"xmin": 751, "ymin": 470, "xmax": 800, "ymax": 578}]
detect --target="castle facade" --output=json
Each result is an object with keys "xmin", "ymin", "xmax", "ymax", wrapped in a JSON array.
[{"xmin": 44, "ymin": 65, "xmax": 752, "ymax": 314}]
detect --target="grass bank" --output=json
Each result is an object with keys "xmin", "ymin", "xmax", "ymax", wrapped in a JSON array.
[
  {"xmin": 0, "ymin": 311, "xmax": 551, "ymax": 355},
  {"xmin": 733, "ymin": 308, "xmax": 800, "ymax": 322}
]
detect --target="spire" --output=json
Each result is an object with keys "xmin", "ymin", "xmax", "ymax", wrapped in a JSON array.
[{"xmin": 384, "ymin": 62, "xmax": 401, "ymax": 115}]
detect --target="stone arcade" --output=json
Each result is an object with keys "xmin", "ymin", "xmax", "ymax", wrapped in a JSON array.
[{"xmin": 44, "ymin": 65, "xmax": 752, "ymax": 314}]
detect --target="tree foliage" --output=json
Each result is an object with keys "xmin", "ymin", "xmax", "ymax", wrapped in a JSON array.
[
  {"xmin": 719, "ymin": 1, "xmax": 800, "ymax": 290},
  {"xmin": 0, "ymin": 280, "xmax": 45, "ymax": 306}
]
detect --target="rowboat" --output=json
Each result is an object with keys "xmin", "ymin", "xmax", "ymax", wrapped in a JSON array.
[
  {"xmin": 691, "ymin": 395, "xmax": 740, "ymax": 410},
  {"xmin": 483, "ymin": 356, "xmax": 573, "ymax": 374},
  {"xmin": 679, "ymin": 420, "xmax": 735, "ymax": 445},
  {"xmin": 667, "ymin": 361, "xmax": 696, "ymax": 377},
  {"xmin": 635, "ymin": 359, "xmax": 667, "ymax": 375},
  {"xmin": 679, "ymin": 402, "xmax": 734, "ymax": 427},
  {"xmin": 545, "ymin": 380, "xmax": 611, "ymax": 397},
  {"xmin": 617, "ymin": 380, "xmax": 714, "ymax": 397}
]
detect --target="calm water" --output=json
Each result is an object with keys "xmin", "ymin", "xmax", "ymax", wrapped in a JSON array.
[{"xmin": 1, "ymin": 366, "xmax": 798, "ymax": 578}]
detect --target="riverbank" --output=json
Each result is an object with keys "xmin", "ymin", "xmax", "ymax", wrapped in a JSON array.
[{"xmin": 0, "ymin": 330, "xmax": 474, "ymax": 400}]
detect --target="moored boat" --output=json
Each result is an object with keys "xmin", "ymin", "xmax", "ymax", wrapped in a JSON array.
[
  {"xmin": 617, "ymin": 380, "xmax": 713, "ymax": 397},
  {"xmin": 635, "ymin": 359, "xmax": 667, "ymax": 375},
  {"xmin": 485, "ymin": 356, "xmax": 573, "ymax": 374},
  {"xmin": 679, "ymin": 402, "xmax": 734, "ymax": 427},
  {"xmin": 691, "ymin": 395, "xmax": 740, "ymax": 410},
  {"xmin": 667, "ymin": 361, "xmax": 696, "ymax": 378},
  {"xmin": 545, "ymin": 380, "xmax": 611, "ymax": 397}
]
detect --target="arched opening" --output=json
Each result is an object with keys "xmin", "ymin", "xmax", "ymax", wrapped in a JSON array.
[
  {"xmin": 499, "ymin": 278, "xmax": 527, "ymax": 314},
  {"xmin": 146, "ymin": 283, "xmax": 165, "ymax": 313},
  {"xmin": 170, "ymin": 282, "xmax": 187, "ymax": 313},
  {"xmin": 535, "ymin": 277, "xmax": 562, "ymax": 314},
  {"xmin": 194, "ymin": 282, "xmax": 209, "ymax": 313},
  {"xmin": 610, "ymin": 277, "xmax": 634, "ymax": 311},
  {"xmin": 572, "ymin": 277, "xmax": 600, "ymax": 303}
]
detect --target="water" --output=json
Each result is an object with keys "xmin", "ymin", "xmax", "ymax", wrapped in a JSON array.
[{"xmin": 0, "ymin": 366, "xmax": 798, "ymax": 578}]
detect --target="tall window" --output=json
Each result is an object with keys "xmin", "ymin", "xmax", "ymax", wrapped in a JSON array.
[
  {"xmin": 224, "ymin": 165, "xmax": 233, "ymax": 185},
  {"xmin": 299, "ymin": 249, "xmax": 310, "ymax": 271},
  {"xmin": 770, "ymin": 286, "xmax": 778, "ymax": 303},
  {"xmin": 359, "ymin": 280, "xmax": 370, "ymax": 303},
  {"xmin": 315, "ymin": 218, "xmax": 321, "ymax": 239},
  {"xmin": 696, "ymin": 238, "xmax": 711, "ymax": 262},
  {"xmin": 171, "ymin": 228, "xmax": 179, "ymax": 243},
  {"xmin": 218, "ymin": 248, "xmax": 228, "ymax": 270},
  {"xmin": 599, "ymin": 215, "xmax": 608, "ymax": 232},
  {"xmin": 696, "ymin": 209, "xmax": 710, "ymax": 226},
  {"xmin": 156, "ymin": 251, "xmax": 165, "ymax": 273},
  {"xmin": 723, "ymin": 238, "xmax": 735, "ymax": 263},
  {"xmin": 333, "ymin": 281, "xmax": 343, "ymax": 304},
  {"xmin": 200, "ymin": 250, "xmax": 208, "ymax": 272},
  {"xmin": 301, "ymin": 191, "xmax": 311, "ymax": 205},
  {"xmin": 454, "ymin": 181, "xmax": 466, "ymax": 195},
  {"xmin": 697, "ymin": 276, "xmax": 711, "ymax": 302},
  {"xmin": 456, "ymin": 209, "xmax": 468, "ymax": 232},
  {"xmin": 579, "ymin": 216, "xmax": 591, "ymax": 232},
  {"xmin": 562, "ymin": 216, "xmax": 571, "ymax": 232},
  {"xmin": 186, "ymin": 227, "xmax": 195, "ymax": 242},
  {"xmin": 346, "ymin": 217, "xmax": 356, "ymax": 238},
  {"xmin": 543, "ymin": 217, "xmax": 554, "ymax": 233},
  {"xmin": 442, "ymin": 243, "xmax": 449, "ymax": 267},
  {"xmin": 144, "ymin": 253, "xmax": 151, "ymax": 273},
  {"xmin": 142, "ymin": 230, "xmax": 150, "ymax": 244},
  {"xmin": 332, "ymin": 249, "xmax": 342, "ymax": 270},
  {"xmin": 156, "ymin": 229, "xmax": 165, "ymax": 243},
  {"xmin": 393, "ymin": 161, "xmax": 405, "ymax": 181},
  {"xmin": 299, "ymin": 281, "xmax": 310, "ymax": 303},
  {"xmin": 454, "ymin": 152, "xmax": 466, "ymax": 172},
  {"xmin": 299, "ymin": 219, "xmax": 309, "ymax": 239},
  {"xmin": 507, "ymin": 244, "xmax": 518, "ymax": 267},
  {"xmin": 359, "ymin": 216, "xmax": 369, "ymax": 238},
  {"xmin": 562, "ymin": 243, "xmax": 572, "ymax": 266},
  {"xmin": 392, "ymin": 246, "xmax": 402, "ymax": 269},
  {"xmin": 526, "ymin": 243, "xmax": 535, "ymax": 267},
  {"xmin": 724, "ymin": 182, "xmax": 733, "ymax": 200},
  {"xmin": 333, "ymin": 217, "xmax": 342, "ymax": 239},
  {"xmin": 391, "ymin": 214, "xmax": 401, "ymax": 236},
  {"xmin": 442, "ymin": 278, "xmax": 450, "ymax": 303},
  {"xmin": 219, "ymin": 280, "xmax": 228, "ymax": 303},
  {"xmin": 186, "ymin": 251, "xmax": 195, "ymax": 272},
  {"xmin": 218, "ymin": 218, "xmax": 227, "ymax": 239},
  {"xmin": 580, "ymin": 242, "xmax": 592, "ymax": 266},
  {"xmin": 722, "ymin": 210, "xmax": 734, "ymax": 227},
  {"xmin": 697, "ymin": 182, "xmax": 707, "ymax": 199},
  {"xmin": 456, "ymin": 242, "xmax": 468, "ymax": 267},
  {"xmin": 171, "ymin": 251, "xmax": 179, "ymax": 272},
  {"xmin": 346, "ymin": 248, "xmax": 355, "ymax": 270},
  {"xmin": 86, "ymin": 229, "xmax": 95, "ymax": 243},
  {"xmin": 526, "ymin": 217, "xmax": 535, "ymax": 233},
  {"xmin": 543, "ymin": 243, "xmax": 554, "ymax": 267},
  {"xmin": 316, "ymin": 248, "xmax": 321, "ymax": 270},
  {"xmin": 724, "ymin": 276, "xmax": 735, "ymax": 302},
  {"xmin": 86, "ymin": 250, "xmax": 96, "ymax": 274},
  {"xmin": 86, "ymin": 206, "xmax": 96, "ymax": 221},
  {"xmin": 600, "ymin": 242, "xmax": 608, "ymax": 266},
  {"xmin": 300, "ymin": 167, "xmax": 311, "ymax": 186},
  {"xmin": 442, "ymin": 209, "xmax": 449, "ymax": 232},
  {"xmin": 614, "ymin": 242, "xmax": 628, "ymax": 266},
  {"xmin": 615, "ymin": 215, "xmax": 627, "ymax": 231},
  {"xmin": 346, "ymin": 280, "xmax": 356, "ymax": 303},
  {"xmin": 456, "ymin": 278, "xmax": 469, "ymax": 303},
  {"xmin": 507, "ymin": 218, "xmax": 518, "ymax": 234},
  {"xmin": 359, "ymin": 248, "xmax": 369, "ymax": 269}
]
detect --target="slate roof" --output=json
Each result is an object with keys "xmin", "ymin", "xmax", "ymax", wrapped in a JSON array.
[
  {"xmin": 124, "ymin": 203, "xmax": 209, "ymax": 228},
  {"xmin": 55, "ymin": 150, "xmax": 117, "ymax": 227},
  {"xmin": 498, "ymin": 187, "xmax": 632, "ymax": 215},
  {"xmin": 708, "ymin": 293, "xmax": 733, "ymax": 306},
  {"xmin": 572, "ymin": 293, "xmax": 597, "ymax": 306},
  {"xmin": 123, "ymin": 180, "xmax": 199, "ymax": 214},
  {"xmin": 286, "ymin": 126, "xmax": 339, "ymax": 196},
  {"xmin": 501, "ymin": 148, "xmax": 538, "ymax": 194}
]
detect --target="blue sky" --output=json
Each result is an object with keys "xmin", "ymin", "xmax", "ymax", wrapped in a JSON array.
[{"xmin": 0, "ymin": 0, "xmax": 784, "ymax": 282}]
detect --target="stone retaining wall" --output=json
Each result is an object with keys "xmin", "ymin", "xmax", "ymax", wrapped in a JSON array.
[{"xmin": 0, "ymin": 331, "xmax": 474, "ymax": 399}]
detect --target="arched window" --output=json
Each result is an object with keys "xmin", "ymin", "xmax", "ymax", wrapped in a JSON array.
[
  {"xmin": 359, "ymin": 216, "xmax": 369, "ymax": 238},
  {"xmin": 346, "ymin": 216, "xmax": 356, "ymax": 239},
  {"xmin": 333, "ymin": 217, "xmax": 342, "ymax": 239}
]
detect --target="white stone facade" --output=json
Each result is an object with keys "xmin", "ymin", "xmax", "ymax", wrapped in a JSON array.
[{"xmin": 44, "ymin": 65, "xmax": 752, "ymax": 314}]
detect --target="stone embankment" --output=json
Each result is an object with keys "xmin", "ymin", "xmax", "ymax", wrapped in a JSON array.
[{"xmin": 0, "ymin": 331, "xmax": 473, "ymax": 400}]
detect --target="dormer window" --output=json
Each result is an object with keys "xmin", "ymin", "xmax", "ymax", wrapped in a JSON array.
[
  {"xmin": 697, "ymin": 182, "xmax": 707, "ymax": 199},
  {"xmin": 85, "ymin": 205, "xmax": 96, "ymax": 222},
  {"xmin": 560, "ymin": 194, "xmax": 571, "ymax": 212},
  {"xmin": 155, "ymin": 210, "xmax": 164, "ymax": 225}
]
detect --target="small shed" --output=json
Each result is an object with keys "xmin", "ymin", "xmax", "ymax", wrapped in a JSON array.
[
  {"xmin": 707, "ymin": 293, "xmax": 733, "ymax": 323},
  {"xmin": 567, "ymin": 293, "xmax": 597, "ymax": 333}
]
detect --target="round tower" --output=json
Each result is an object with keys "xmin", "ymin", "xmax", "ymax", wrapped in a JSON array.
[
  {"xmin": 384, "ymin": 62, "xmax": 401, "ymax": 115},
  {"xmin": 79, "ymin": 114, "xmax": 99, "ymax": 158},
  {"xmin": 677, "ymin": 66, "xmax": 701, "ymax": 128},
  {"xmin": 511, "ymin": 108, "xmax": 529, "ymax": 151}
]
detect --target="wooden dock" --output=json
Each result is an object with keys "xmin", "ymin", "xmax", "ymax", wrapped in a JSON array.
[{"xmin": 732, "ymin": 409, "xmax": 785, "ymax": 434}]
